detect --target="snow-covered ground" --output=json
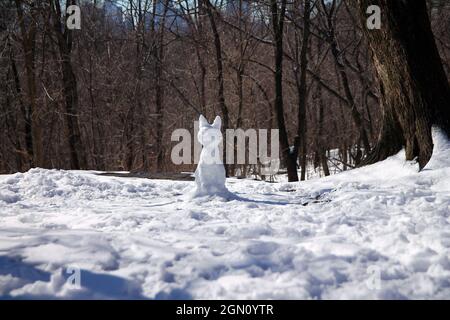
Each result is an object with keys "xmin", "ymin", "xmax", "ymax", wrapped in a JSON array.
[{"xmin": 0, "ymin": 130, "xmax": 449, "ymax": 299}]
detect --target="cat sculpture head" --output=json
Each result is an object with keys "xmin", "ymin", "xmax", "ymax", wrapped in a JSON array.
[{"xmin": 197, "ymin": 115, "xmax": 222, "ymax": 148}]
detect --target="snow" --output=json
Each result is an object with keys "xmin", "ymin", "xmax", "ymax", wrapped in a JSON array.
[{"xmin": 0, "ymin": 128, "xmax": 449, "ymax": 299}]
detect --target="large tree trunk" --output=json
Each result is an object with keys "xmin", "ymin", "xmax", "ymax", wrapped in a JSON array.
[{"xmin": 351, "ymin": 0, "xmax": 450, "ymax": 169}]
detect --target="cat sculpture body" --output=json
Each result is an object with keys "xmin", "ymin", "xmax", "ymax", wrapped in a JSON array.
[{"xmin": 193, "ymin": 115, "xmax": 230, "ymax": 197}]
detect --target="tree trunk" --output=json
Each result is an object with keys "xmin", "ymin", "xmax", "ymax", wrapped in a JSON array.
[
  {"xmin": 153, "ymin": 0, "xmax": 169, "ymax": 172},
  {"xmin": 204, "ymin": 0, "xmax": 230, "ymax": 176},
  {"xmin": 15, "ymin": 0, "xmax": 44, "ymax": 167},
  {"xmin": 9, "ymin": 39, "xmax": 32, "ymax": 169},
  {"xmin": 293, "ymin": 0, "xmax": 311, "ymax": 181},
  {"xmin": 271, "ymin": 0, "xmax": 299, "ymax": 182},
  {"xmin": 61, "ymin": 53, "xmax": 87, "ymax": 170},
  {"xmin": 317, "ymin": 82, "xmax": 330, "ymax": 176},
  {"xmin": 350, "ymin": 0, "xmax": 450, "ymax": 169},
  {"xmin": 51, "ymin": 0, "xmax": 87, "ymax": 170}
]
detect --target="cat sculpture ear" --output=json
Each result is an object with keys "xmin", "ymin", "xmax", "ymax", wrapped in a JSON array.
[
  {"xmin": 211, "ymin": 116, "xmax": 221, "ymax": 130},
  {"xmin": 199, "ymin": 114, "xmax": 209, "ymax": 127}
]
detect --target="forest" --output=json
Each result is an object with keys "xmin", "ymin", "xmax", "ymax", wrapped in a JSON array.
[
  {"xmin": 2, "ymin": 0, "xmax": 450, "ymax": 300},
  {"xmin": 1, "ymin": 0, "xmax": 449, "ymax": 181}
]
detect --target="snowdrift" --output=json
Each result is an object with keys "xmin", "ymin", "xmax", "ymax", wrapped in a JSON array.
[{"xmin": 0, "ymin": 129, "xmax": 449, "ymax": 299}]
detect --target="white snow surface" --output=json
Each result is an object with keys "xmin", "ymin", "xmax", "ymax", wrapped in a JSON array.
[{"xmin": 0, "ymin": 129, "xmax": 449, "ymax": 299}]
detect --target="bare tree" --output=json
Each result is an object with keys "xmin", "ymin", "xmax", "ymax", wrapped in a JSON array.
[
  {"xmin": 49, "ymin": 0, "xmax": 87, "ymax": 169},
  {"xmin": 14, "ymin": 0, "xmax": 44, "ymax": 167},
  {"xmin": 1, "ymin": 0, "xmax": 447, "ymax": 176},
  {"xmin": 270, "ymin": 0, "xmax": 299, "ymax": 182},
  {"xmin": 319, "ymin": 0, "xmax": 371, "ymax": 154}
]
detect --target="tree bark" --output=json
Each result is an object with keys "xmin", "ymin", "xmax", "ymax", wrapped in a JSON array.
[
  {"xmin": 271, "ymin": 0, "xmax": 299, "ymax": 182},
  {"xmin": 350, "ymin": 0, "xmax": 450, "ymax": 169},
  {"xmin": 15, "ymin": 0, "xmax": 44, "ymax": 167},
  {"xmin": 293, "ymin": 0, "xmax": 311, "ymax": 181},
  {"xmin": 51, "ymin": 0, "xmax": 87, "ymax": 170},
  {"xmin": 153, "ymin": 0, "xmax": 169, "ymax": 172},
  {"xmin": 316, "ymin": 78, "xmax": 330, "ymax": 176},
  {"xmin": 9, "ymin": 39, "xmax": 32, "ymax": 169},
  {"xmin": 204, "ymin": 0, "xmax": 230, "ymax": 176}
]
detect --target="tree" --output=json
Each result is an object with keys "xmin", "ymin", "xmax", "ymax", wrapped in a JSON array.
[
  {"xmin": 152, "ymin": 0, "xmax": 170, "ymax": 172},
  {"xmin": 320, "ymin": 0, "xmax": 371, "ymax": 155},
  {"xmin": 349, "ymin": 0, "xmax": 450, "ymax": 169},
  {"xmin": 293, "ymin": 0, "xmax": 312, "ymax": 181},
  {"xmin": 14, "ymin": 0, "xmax": 44, "ymax": 168},
  {"xmin": 50, "ymin": 0, "xmax": 87, "ymax": 169},
  {"xmin": 1, "ymin": 0, "xmax": 448, "ymax": 175},
  {"xmin": 270, "ymin": 0, "xmax": 299, "ymax": 182},
  {"xmin": 204, "ymin": 0, "xmax": 230, "ymax": 176}
]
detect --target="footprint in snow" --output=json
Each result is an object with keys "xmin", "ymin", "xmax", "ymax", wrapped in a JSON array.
[{"xmin": 246, "ymin": 241, "xmax": 279, "ymax": 256}]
